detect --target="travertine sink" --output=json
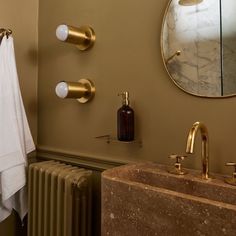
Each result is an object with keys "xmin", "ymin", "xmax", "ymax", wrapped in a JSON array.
[{"xmin": 102, "ymin": 162, "xmax": 236, "ymax": 236}]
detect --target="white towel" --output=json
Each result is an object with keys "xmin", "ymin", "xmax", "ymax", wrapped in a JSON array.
[
  {"xmin": 0, "ymin": 36, "xmax": 35, "ymax": 222},
  {"xmin": 0, "ymin": 37, "xmax": 25, "ymax": 172},
  {"xmin": 5, "ymin": 36, "xmax": 35, "ymax": 155}
]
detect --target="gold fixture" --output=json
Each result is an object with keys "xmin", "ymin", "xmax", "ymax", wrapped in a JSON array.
[
  {"xmin": 95, "ymin": 135, "xmax": 142, "ymax": 147},
  {"xmin": 179, "ymin": 0, "xmax": 203, "ymax": 6},
  {"xmin": 56, "ymin": 24, "xmax": 95, "ymax": 51},
  {"xmin": 225, "ymin": 162, "xmax": 236, "ymax": 186},
  {"xmin": 165, "ymin": 50, "xmax": 181, "ymax": 63},
  {"xmin": 168, "ymin": 154, "xmax": 188, "ymax": 175},
  {"xmin": 0, "ymin": 28, "xmax": 12, "ymax": 41},
  {"xmin": 186, "ymin": 121, "xmax": 210, "ymax": 179},
  {"xmin": 55, "ymin": 79, "xmax": 95, "ymax": 103}
]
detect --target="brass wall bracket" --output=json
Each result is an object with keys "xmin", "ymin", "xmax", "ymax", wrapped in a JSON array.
[
  {"xmin": 225, "ymin": 162, "xmax": 236, "ymax": 186},
  {"xmin": 95, "ymin": 135, "xmax": 142, "ymax": 147},
  {"xmin": 56, "ymin": 24, "xmax": 96, "ymax": 51},
  {"xmin": 55, "ymin": 79, "xmax": 95, "ymax": 103}
]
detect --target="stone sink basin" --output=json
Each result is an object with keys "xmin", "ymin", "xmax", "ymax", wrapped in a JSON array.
[{"xmin": 101, "ymin": 162, "xmax": 236, "ymax": 236}]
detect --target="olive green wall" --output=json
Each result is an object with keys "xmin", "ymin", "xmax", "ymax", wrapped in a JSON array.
[
  {"xmin": 0, "ymin": 0, "xmax": 38, "ymax": 234},
  {"xmin": 38, "ymin": 0, "xmax": 236, "ymax": 176}
]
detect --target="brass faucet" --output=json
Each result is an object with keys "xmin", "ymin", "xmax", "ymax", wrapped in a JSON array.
[{"xmin": 186, "ymin": 121, "xmax": 209, "ymax": 179}]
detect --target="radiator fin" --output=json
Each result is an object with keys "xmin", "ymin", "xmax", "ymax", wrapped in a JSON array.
[{"xmin": 28, "ymin": 161, "xmax": 92, "ymax": 236}]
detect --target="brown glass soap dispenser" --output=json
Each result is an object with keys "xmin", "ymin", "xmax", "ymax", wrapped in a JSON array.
[{"xmin": 117, "ymin": 92, "xmax": 134, "ymax": 141}]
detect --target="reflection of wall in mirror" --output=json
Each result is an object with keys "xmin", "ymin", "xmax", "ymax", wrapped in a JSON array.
[
  {"xmin": 222, "ymin": 0, "xmax": 236, "ymax": 95},
  {"xmin": 163, "ymin": 0, "xmax": 221, "ymax": 96}
]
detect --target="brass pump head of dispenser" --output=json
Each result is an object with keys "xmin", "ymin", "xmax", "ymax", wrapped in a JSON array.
[{"xmin": 118, "ymin": 92, "xmax": 130, "ymax": 106}]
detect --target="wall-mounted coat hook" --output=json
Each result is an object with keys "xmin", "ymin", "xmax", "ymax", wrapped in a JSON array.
[
  {"xmin": 55, "ymin": 79, "xmax": 95, "ymax": 103},
  {"xmin": 56, "ymin": 24, "xmax": 96, "ymax": 51}
]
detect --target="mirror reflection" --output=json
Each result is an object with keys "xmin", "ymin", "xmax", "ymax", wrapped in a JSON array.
[{"xmin": 161, "ymin": 0, "xmax": 236, "ymax": 97}]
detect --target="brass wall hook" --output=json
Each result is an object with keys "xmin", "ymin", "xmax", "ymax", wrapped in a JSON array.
[
  {"xmin": 0, "ymin": 28, "xmax": 12, "ymax": 40},
  {"xmin": 55, "ymin": 79, "xmax": 95, "ymax": 103},
  {"xmin": 56, "ymin": 24, "xmax": 95, "ymax": 51},
  {"xmin": 5, "ymin": 29, "xmax": 12, "ymax": 37}
]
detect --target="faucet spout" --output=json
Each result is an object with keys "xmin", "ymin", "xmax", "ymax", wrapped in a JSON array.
[{"xmin": 186, "ymin": 121, "xmax": 209, "ymax": 179}]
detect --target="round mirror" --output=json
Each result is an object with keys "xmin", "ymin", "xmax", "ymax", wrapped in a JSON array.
[{"xmin": 161, "ymin": 0, "xmax": 236, "ymax": 97}]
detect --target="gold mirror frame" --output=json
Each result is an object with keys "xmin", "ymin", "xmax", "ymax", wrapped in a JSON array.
[{"xmin": 160, "ymin": 0, "xmax": 236, "ymax": 98}]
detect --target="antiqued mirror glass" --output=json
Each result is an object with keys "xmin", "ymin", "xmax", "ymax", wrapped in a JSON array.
[{"xmin": 161, "ymin": 0, "xmax": 236, "ymax": 97}]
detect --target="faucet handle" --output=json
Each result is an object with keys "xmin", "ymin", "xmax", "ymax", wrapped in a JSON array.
[
  {"xmin": 168, "ymin": 154, "xmax": 188, "ymax": 175},
  {"xmin": 226, "ymin": 162, "xmax": 236, "ymax": 169},
  {"xmin": 225, "ymin": 162, "xmax": 236, "ymax": 186},
  {"xmin": 169, "ymin": 154, "xmax": 187, "ymax": 162}
]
